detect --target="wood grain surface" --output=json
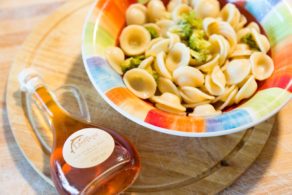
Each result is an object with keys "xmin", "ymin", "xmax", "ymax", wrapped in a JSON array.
[{"xmin": 1, "ymin": 0, "xmax": 292, "ymax": 194}]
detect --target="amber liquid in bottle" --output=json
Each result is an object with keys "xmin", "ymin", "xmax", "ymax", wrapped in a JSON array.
[{"xmin": 31, "ymin": 86, "xmax": 140, "ymax": 195}]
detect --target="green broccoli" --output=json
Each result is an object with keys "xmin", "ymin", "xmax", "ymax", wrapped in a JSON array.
[
  {"xmin": 145, "ymin": 66, "xmax": 159, "ymax": 81},
  {"xmin": 171, "ymin": 11, "xmax": 203, "ymax": 40},
  {"xmin": 188, "ymin": 30, "xmax": 211, "ymax": 52},
  {"xmin": 241, "ymin": 33, "xmax": 260, "ymax": 51},
  {"xmin": 181, "ymin": 11, "xmax": 202, "ymax": 29},
  {"xmin": 121, "ymin": 55, "xmax": 145, "ymax": 73},
  {"xmin": 171, "ymin": 21, "xmax": 193, "ymax": 40},
  {"xmin": 145, "ymin": 26, "xmax": 159, "ymax": 39},
  {"xmin": 190, "ymin": 49, "xmax": 211, "ymax": 64}
]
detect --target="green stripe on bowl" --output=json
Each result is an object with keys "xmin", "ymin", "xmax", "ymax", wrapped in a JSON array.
[
  {"xmin": 239, "ymin": 88, "xmax": 291, "ymax": 119},
  {"xmin": 83, "ymin": 22, "xmax": 115, "ymax": 56},
  {"xmin": 262, "ymin": 2, "xmax": 292, "ymax": 46}
]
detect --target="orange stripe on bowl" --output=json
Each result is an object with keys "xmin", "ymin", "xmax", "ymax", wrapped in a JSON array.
[
  {"xmin": 145, "ymin": 109, "xmax": 205, "ymax": 133},
  {"xmin": 106, "ymin": 87, "xmax": 154, "ymax": 120},
  {"xmin": 260, "ymin": 66, "xmax": 292, "ymax": 92}
]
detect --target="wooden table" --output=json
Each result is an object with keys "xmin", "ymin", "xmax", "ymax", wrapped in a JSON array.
[{"xmin": 0, "ymin": 0, "xmax": 292, "ymax": 194}]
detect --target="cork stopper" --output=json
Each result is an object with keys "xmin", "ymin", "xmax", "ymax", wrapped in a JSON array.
[{"xmin": 18, "ymin": 68, "xmax": 43, "ymax": 93}]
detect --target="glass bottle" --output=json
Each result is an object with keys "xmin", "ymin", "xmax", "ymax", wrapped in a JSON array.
[{"xmin": 18, "ymin": 69, "xmax": 140, "ymax": 195}]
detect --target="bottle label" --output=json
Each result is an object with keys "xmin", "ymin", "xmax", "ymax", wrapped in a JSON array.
[{"xmin": 62, "ymin": 128, "xmax": 115, "ymax": 169}]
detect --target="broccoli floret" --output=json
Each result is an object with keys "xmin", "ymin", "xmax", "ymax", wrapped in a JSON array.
[
  {"xmin": 241, "ymin": 33, "xmax": 260, "ymax": 50},
  {"xmin": 171, "ymin": 21, "xmax": 193, "ymax": 40},
  {"xmin": 188, "ymin": 30, "xmax": 211, "ymax": 52},
  {"xmin": 152, "ymin": 71, "xmax": 159, "ymax": 81},
  {"xmin": 190, "ymin": 49, "xmax": 211, "ymax": 64},
  {"xmin": 121, "ymin": 55, "xmax": 145, "ymax": 72},
  {"xmin": 145, "ymin": 26, "xmax": 159, "ymax": 39},
  {"xmin": 181, "ymin": 11, "xmax": 202, "ymax": 29},
  {"xmin": 171, "ymin": 11, "xmax": 203, "ymax": 40},
  {"xmin": 145, "ymin": 66, "xmax": 159, "ymax": 81}
]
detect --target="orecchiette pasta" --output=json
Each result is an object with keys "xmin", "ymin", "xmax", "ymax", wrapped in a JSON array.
[
  {"xmin": 147, "ymin": 0, "xmax": 167, "ymax": 22},
  {"xmin": 154, "ymin": 51, "xmax": 172, "ymax": 79},
  {"xmin": 126, "ymin": 4, "xmax": 147, "ymax": 25},
  {"xmin": 220, "ymin": 3, "xmax": 240, "ymax": 29},
  {"xmin": 157, "ymin": 77, "xmax": 181, "ymax": 97},
  {"xmin": 151, "ymin": 92, "xmax": 186, "ymax": 113},
  {"xmin": 180, "ymin": 86, "xmax": 214, "ymax": 104},
  {"xmin": 123, "ymin": 68, "xmax": 157, "ymax": 99},
  {"xmin": 146, "ymin": 38, "xmax": 170, "ymax": 56},
  {"xmin": 166, "ymin": 42, "xmax": 190, "ymax": 71},
  {"xmin": 119, "ymin": 25, "xmax": 151, "ymax": 56},
  {"xmin": 193, "ymin": 0, "xmax": 220, "ymax": 19},
  {"xmin": 172, "ymin": 4, "xmax": 192, "ymax": 21},
  {"xmin": 224, "ymin": 59, "xmax": 251, "ymax": 85},
  {"xmin": 250, "ymin": 52, "xmax": 274, "ymax": 80},
  {"xmin": 105, "ymin": 0, "xmax": 274, "ymax": 118},
  {"xmin": 189, "ymin": 104, "xmax": 221, "ymax": 117},
  {"xmin": 105, "ymin": 47, "xmax": 125, "ymax": 75},
  {"xmin": 173, "ymin": 66, "xmax": 204, "ymax": 87}
]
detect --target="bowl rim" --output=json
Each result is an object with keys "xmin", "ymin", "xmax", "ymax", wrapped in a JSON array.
[{"xmin": 81, "ymin": 0, "xmax": 292, "ymax": 137}]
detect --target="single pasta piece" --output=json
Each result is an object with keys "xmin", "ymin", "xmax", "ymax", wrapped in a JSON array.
[
  {"xmin": 147, "ymin": 0, "xmax": 167, "ymax": 22},
  {"xmin": 157, "ymin": 77, "xmax": 181, "ymax": 97},
  {"xmin": 156, "ymin": 19, "xmax": 175, "ymax": 37},
  {"xmin": 212, "ymin": 66, "xmax": 226, "ymax": 89},
  {"xmin": 189, "ymin": 104, "xmax": 221, "ymax": 118},
  {"xmin": 197, "ymin": 54, "xmax": 220, "ymax": 73},
  {"xmin": 209, "ymin": 34, "xmax": 230, "ymax": 65},
  {"xmin": 166, "ymin": 42, "xmax": 190, "ymax": 72},
  {"xmin": 173, "ymin": 66, "xmax": 204, "ymax": 88},
  {"xmin": 167, "ymin": 32, "xmax": 181, "ymax": 49},
  {"xmin": 154, "ymin": 51, "xmax": 172, "ymax": 79},
  {"xmin": 138, "ymin": 56, "xmax": 154, "ymax": 69},
  {"xmin": 144, "ymin": 23, "xmax": 161, "ymax": 38},
  {"xmin": 235, "ymin": 76, "xmax": 257, "ymax": 104},
  {"xmin": 146, "ymin": 38, "xmax": 170, "ymax": 56},
  {"xmin": 126, "ymin": 3, "xmax": 147, "ymax": 25},
  {"xmin": 146, "ymin": 37, "xmax": 163, "ymax": 51},
  {"xmin": 250, "ymin": 52, "xmax": 274, "ymax": 80},
  {"xmin": 216, "ymin": 87, "xmax": 238, "ymax": 110},
  {"xmin": 224, "ymin": 59, "xmax": 251, "ymax": 85},
  {"xmin": 192, "ymin": 0, "xmax": 220, "ymax": 19},
  {"xmin": 105, "ymin": 46, "xmax": 125, "ymax": 75},
  {"xmin": 205, "ymin": 74, "xmax": 225, "ymax": 96},
  {"xmin": 180, "ymin": 86, "xmax": 214, "ymax": 104},
  {"xmin": 151, "ymin": 92, "xmax": 186, "ymax": 113},
  {"xmin": 230, "ymin": 43, "xmax": 252, "ymax": 58},
  {"xmin": 247, "ymin": 22, "xmax": 260, "ymax": 33},
  {"xmin": 172, "ymin": 3, "xmax": 192, "ymax": 21},
  {"xmin": 183, "ymin": 101, "xmax": 212, "ymax": 108},
  {"xmin": 250, "ymin": 29, "xmax": 270, "ymax": 53},
  {"xmin": 220, "ymin": 3, "xmax": 240, "ymax": 28},
  {"xmin": 123, "ymin": 68, "xmax": 157, "ymax": 99},
  {"xmin": 235, "ymin": 14, "xmax": 247, "ymax": 31},
  {"xmin": 119, "ymin": 25, "xmax": 151, "ymax": 56},
  {"xmin": 204, "ymin": 19, "xmax": 237, "ymax": 53},
  {"xmin": 212, "ymin": 85, "xmax": 236, "ymax": 103},
  {"xmin": 167, "ymin": 0, "xmax": 189, "ymax": 12}
]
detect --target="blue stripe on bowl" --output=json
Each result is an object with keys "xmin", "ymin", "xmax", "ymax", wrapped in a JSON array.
[
  {"xmin": 86, "ymin": 56, "xmax": 125, "ymax": 92},
  {"xmin": 245, "ymin": 0, "xmax": 280, "ymax": 21},
  {"xmin": 206, "ymin": 109, "xmax": 253, "ymax": 132}
]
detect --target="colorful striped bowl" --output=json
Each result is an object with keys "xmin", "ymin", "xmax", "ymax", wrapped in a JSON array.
[{"xmin": 82, "ymin": 0, "xmax": 292, "ymax": 137}]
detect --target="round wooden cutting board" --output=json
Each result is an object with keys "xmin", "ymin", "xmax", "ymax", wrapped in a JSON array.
[{"xmin": 6, "ymin": 0, "xmax": 275, "ymax": 194}]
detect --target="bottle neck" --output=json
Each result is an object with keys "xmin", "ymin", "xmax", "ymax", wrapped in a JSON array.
[{"xmin": 32, "ymin": 86, "xmax": 63, "ymax": 120}]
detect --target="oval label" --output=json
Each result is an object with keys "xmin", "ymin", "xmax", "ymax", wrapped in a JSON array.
[{"xmin": 62, "ymin": 128, "xmax": 115, "ymax": 169}]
